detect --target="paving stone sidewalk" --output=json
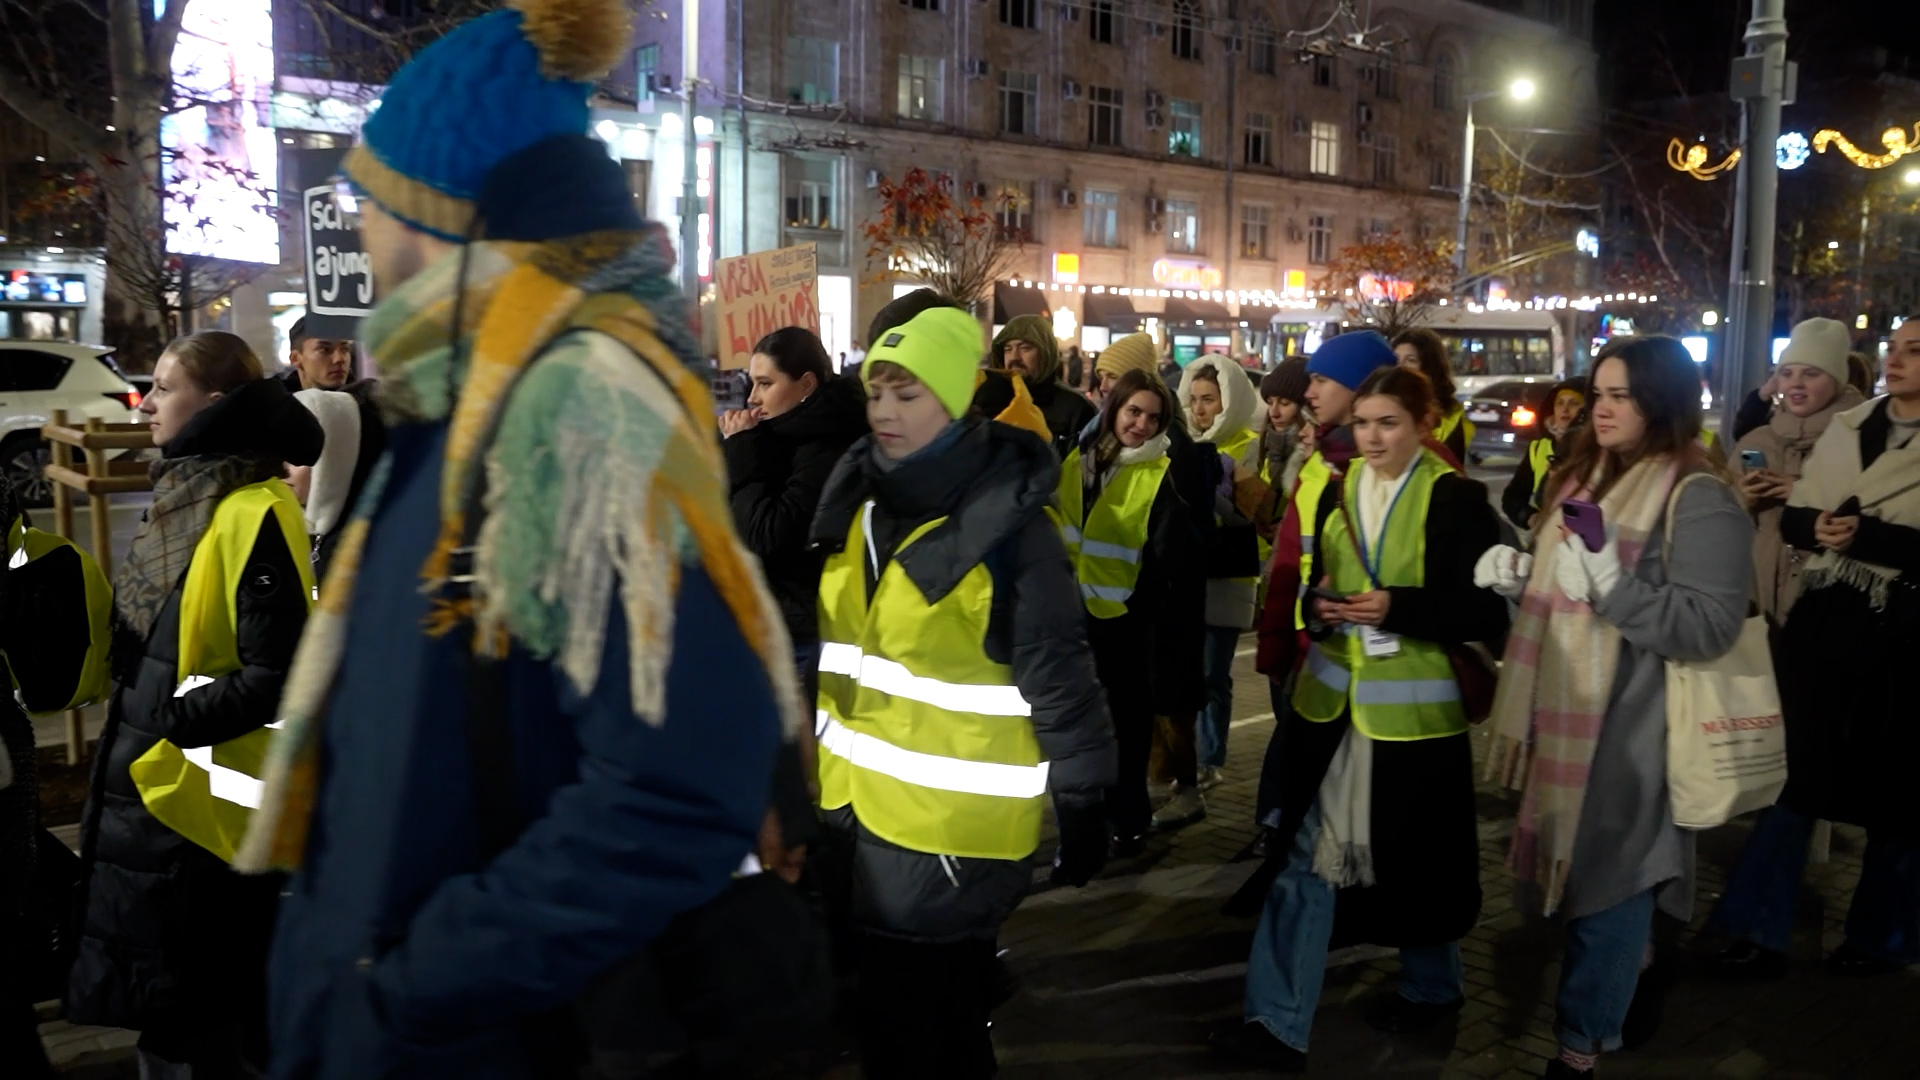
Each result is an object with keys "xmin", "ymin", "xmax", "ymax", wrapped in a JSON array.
[{"xmin": 988, "ymin": 643, "xmax": 1920, "ymax": 1079}]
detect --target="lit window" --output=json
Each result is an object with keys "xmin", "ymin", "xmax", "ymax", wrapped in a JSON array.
[{"xmin": 1310, "ymin": 122, "xmax": 1340, "ymax": 176}]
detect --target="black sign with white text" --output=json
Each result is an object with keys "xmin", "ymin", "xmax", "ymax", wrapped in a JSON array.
[{"xmin": 303, "ymin": 183, "xmax": 373, "ymax": 340}]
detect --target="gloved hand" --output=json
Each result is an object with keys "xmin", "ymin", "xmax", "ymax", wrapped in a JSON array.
[
  {"xmin": 1050, "ymin": 791, "xmax": 1110, "ymax": 888},
  {"xmin": 1552, "ymin": 531, "xmax": 1623, "ymax": 606},
  {"xmin": 1472, "ymin": 545, "xmax": 1534, "ymax": 600}
]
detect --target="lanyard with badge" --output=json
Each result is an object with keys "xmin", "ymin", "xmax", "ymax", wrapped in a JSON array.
[{"xmin": 1337, "ymin": 476, "xmax": 1408, "ymax": 658}]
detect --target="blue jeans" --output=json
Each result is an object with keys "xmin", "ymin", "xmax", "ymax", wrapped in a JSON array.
[
  {"xmin": 1554, "ymin": 888, "xmax": 1655, "ymax": 1055},
  {"xmin": 1706, "ymin": 804, "xmax": 1920, "ymax": 963},
  {"xmin": 1245, "ymin": 807, "xmax": 1463, "ymax": 1052},
  {"xmin": 1196, "ymin": 626, "xmax": 1241, "ymax": 769}
]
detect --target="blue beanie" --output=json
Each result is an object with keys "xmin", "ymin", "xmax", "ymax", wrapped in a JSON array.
[
  {"xmin": 1307, "ymin": 330, "xmax": 1397, "ymax": 392},
  {"xmin": 343, "ymin": 0, "xmax": 631, "ymax": 241}
]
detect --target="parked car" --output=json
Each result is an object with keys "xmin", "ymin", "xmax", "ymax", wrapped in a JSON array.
[
  {"xmin": 0, "ymin": 341, "xmax": 144, "ymax": 507},
  {"xmin": 1464, "ymin": 378, "xmax": 1557, "ymax": 463}
]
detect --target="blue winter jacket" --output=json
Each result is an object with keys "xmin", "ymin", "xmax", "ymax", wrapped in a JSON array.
[{"xmin": 267, "ymin": 420, "xmax": 783, "ymax": 1079}]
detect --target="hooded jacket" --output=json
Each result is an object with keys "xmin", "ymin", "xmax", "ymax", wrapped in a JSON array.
[
  {"xmin": 993, "ymin": 315, "xmax": 1097, "ymax": 458},
  {"xmin": 1176, "ymin": 356, "xmax": 1262, "ymax": 628},
  {"xmin": 807, "ymin": 419, "xmax": 1115, "ymax": 938},
  {"xmin": 723, "ymin": 373, "xmax": 869, "ymax": 647},
  {"xmin": 67, "ymin": 379, "xmax": 322, "ymax": 1035}
]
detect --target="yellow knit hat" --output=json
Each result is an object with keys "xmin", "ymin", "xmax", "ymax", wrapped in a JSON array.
[
  {"xmin": 864, "ymin": 307, "xmax": 987, "ymax": 419},
  {"xmin": 1095, "ymin": 333, "xmax": 1160, "ymax": 381}
]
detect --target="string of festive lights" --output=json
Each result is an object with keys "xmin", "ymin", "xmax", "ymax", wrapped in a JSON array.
[
  {"xmin": 1812, "ymin": 125, "xmax": 1920, "ymax": 169},
  {"xmin": 1001, "ymin": 279, "xmax": 1662, "ymax": 315},
  {"xmin": 1669, "ymin": 122, "xmax": 1920, "ymax": 179},
  {"xmin": 1667, "ymin": 138, "xmax": 1741, "ymax": 180}
]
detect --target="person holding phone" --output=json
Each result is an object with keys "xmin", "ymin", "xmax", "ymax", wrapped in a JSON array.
[
  {"xmin": 1502, "ymin": 378, "xmax": 1588, "ymax": 532},
  {"xmin": 1729, "ymin": 318, "xmax": 1866, "ymax": 626},
  {"xmin": 1476, "ymin": 335, "xmax": 1751, "ymax": 1079},
  {"xmin": 1703, "ymin": 315, "xmax": 1920, "ymax": 982},
  {"xmin": 1214, "ymin": 366, "xmax": 1507, "ymax": 1071}
]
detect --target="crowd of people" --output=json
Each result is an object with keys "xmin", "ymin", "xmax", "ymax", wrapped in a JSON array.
[{"xmin": 0, "ymin": 0, "xmax": 1916, "ymax": 1074}]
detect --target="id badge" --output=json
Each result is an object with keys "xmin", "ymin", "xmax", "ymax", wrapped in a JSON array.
[{"xmin": 1360, "ymin": 625, "xmax": 1401, "ymax": 658}]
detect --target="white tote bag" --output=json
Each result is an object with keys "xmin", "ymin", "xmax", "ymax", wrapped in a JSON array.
[{"xmin": 1662, "ymin": 476, "xmax": 1788, "ymax": 830}]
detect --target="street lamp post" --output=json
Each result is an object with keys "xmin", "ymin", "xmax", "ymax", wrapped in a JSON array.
[{"xmin": 1454, "ymin": 78, "xmax": 1536, "ymax": 285}]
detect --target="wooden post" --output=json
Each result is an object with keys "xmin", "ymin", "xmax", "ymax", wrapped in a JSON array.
[
  {"xmin": 47, "ymin": 410, "xmax": 82, "ymax": 764},
  {"xmin": 84, "ymin": 416, "xmax": 112, "ymax": 581}
]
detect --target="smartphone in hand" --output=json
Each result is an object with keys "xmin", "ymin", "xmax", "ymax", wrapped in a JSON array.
[
  {"xmin": 1562, "ymin": 498, "xmax": 1607, "ymax": 553},
  {"xmin": 1740, "ymin": 449, "xmax": 1768, "ymax": 470}
]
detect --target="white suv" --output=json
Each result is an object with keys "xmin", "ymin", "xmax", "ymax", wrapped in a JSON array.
[{"xmin": 0, "ymin": 341, "xmax": 143, "ymax": 506}]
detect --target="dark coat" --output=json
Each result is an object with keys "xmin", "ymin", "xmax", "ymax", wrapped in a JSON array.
[
  {"xmin": 1501, "ymin": 430, "xmax": 1571, "ymax": 531},
  {"xmin": 808, "ymin": 420, "xmax": 1116, "ymax": 940},
  {"xmin": 723, "ymin": 374, "xmax": 867, "ymax": 647},
  {"xmin": 66, "ymin": 393, "xmax": 319, "ymax": 1039},
  {"xmin": 1776, "ymin": 402, "xmax": 1920, "ymax": 839},
  {"xmin": 1027, "ymin": 379, "xmax": 1099, "ymax": 460},
  {"xmin": 1228, "ymin": 471, "xmax": 1508, "ymax": 949},
  {"xmin": 1076, "ymin": 451, "xmax": 1207, "ymax": 718}
]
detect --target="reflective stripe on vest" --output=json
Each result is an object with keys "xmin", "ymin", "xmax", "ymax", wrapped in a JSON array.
[
  {"xmin": 127, "ymin": 480, "xmax": 313, "ymax": 862},
  {"xmin": 1290, "ymin": 450, "xmax": 1468, "ymax": 742},
  {"xmin": 814, "ymin": 504, "xmax": 1047, "ymax": 860},
  {"xmin": 1056, "ymin": 448, "xmax": 1170, "ymax": 619},
  {"xmin": 1293, "ymin": 451, "xmax": 1334, "ymax": 629}
]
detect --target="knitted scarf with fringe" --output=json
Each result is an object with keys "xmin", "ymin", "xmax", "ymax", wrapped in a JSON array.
[
  {"xmin": 1485, "ymin": 456, "xmax": 1677, "ymax": 915},
  {"xmin": 236, "ymin": 228, "xmax": 804, "ymax": 873}
]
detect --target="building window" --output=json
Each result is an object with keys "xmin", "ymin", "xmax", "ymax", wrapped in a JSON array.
[
  {"xmin": 1089, "ymin": 85, "xmax": 1124, "ymax": 147},
  {"xmin": 1310, "ymin": 121, "xmax": 1339, "ymax": 176},
  {"xmin": 1430, "ymin": 154, "xmax": 1453, "ymax": 190},
  {"xmin": 999, "ymin": 70, "xmax": 1038, "ymax": 136},
  {"xmin": 785, "ymin": 37, "xmax": 838, "ymax": 105},
  {"xmin": 1165, "ymin": 198, "xmax": 1200, "ymax": 254},
  {"xmin": 1307, "ymin": 213, "xmax": 1333, "ymax": 264},
  {"xmin": 1170, "ymin": 0, "xmax": 1200, "ymax": 61},
  {"xmin": 634, "ymin": 43, "xmax": 659, "ymax": 102},
  {"xmin": 784, "ymin": 157, "xmax": 837, "ymax": 229},
  {"xmin": 898, "ymin": 55, "xmax": 943, "ymax": 121},
  {"xmin": 1243, "ymin": 111, "xmax": 1272, "ymax": 166},
  {"xmin": 1311, "ymin": 53, "xmax": 1336, "ymax": 88},
  {"xmin": 1241, "ymin": 203, "xmax": 1272, "ymax": 260},
  {"xmin": 1370, "ymin": 133, "xmax": 1397, "ymax": 185},
  {"xmin": 1248, "ymin": 16, "xmax": 1276, "ymax": 75},
  {"xmin": 1089, "ymin": 0, "xmax": 1117, "ymax": 43},
  {"xmin": 1169, "ymin": 99, "xmax": 1201, "ymax": 157},
  {"xmin": 998, "ymin": 0, "xmax": 1036, "ymax": 29},
  {"xmin": 1370, "ymin": 56, "xmax": 1398, "ymax": 100},
  {"xmin": 1085, "ymin": 189, "xmax": 1120, "ymax": 247},
  {"xmin": 1433, "ymin": 52, "xmax": 1456, "ymax": 111},
  {"xmin": 900, "ymin": 0, "xmax": 939, "ymax": 9},
  {"xmin": 995, "ymin": 181, "xmax": 1034, "ymax": 240}
]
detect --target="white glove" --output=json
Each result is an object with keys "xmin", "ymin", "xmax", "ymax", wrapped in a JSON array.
[
  {"xmin": 1472, "ymin": 545, "xmax": 1534, "ymax": 600},
  {"xmin": 1553, "ymin": 532, "xmax": 1623, "ymax": 605}
]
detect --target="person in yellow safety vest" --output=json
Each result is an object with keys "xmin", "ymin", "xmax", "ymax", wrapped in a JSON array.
[
  {"xmin": 65, "ymin": 332, "xmax": 321, "ymax": 1079},
  {"xmin": 1058, "ymin": 367, "xmax": 1207, "ymax": 857},
  {"xmin": 1392, "ymin": 328, "xmax": 1475, "ymax": 464},
  {"xmin": 1172, "ymin": 355, "xmax": 1262, "ymax": 815},
  {"xmin": 1217, "ymin": 365, "xmax": 1510, "ymax": 1071},
  {"xmin": 1502, "ymin": 378, "xmax": 1589, "ymax": 532},
  {"xmin": 808, "ymin": 307, "xmax": 1116, "ymax": 1078}
]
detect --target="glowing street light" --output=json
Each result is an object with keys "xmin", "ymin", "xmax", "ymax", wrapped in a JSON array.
[
  {"xmin": 1509, "ymin": 77, "xmax": 1537, "ymax": 102},
  {"xmin": 1456, "ymin": 76, "xmax": 1539, "ymax": 279}
]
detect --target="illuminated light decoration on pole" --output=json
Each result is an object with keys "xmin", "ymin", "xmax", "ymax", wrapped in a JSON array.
[
  {"xmin": 1776, "ymin": 131, "xmax": 1810, "ymax": 170},
  {"xmin": 1668, "ymin": 138, "xmax": 1742, "ymax": 180},
  {"xmin": 1576, "ymin": 228, "xmax": 1600, "ymax": 258},
  {"xmin": 1812, "ymin": 124, "xmax": 1920, "ymax": 169}
]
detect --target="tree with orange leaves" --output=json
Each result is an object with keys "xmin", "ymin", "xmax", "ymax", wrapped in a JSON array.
[
  {"xmin": 1317, "ymin": 229, "xmax": 1457, "ymax": 338},
  {"xmin": 861, "ymin": 168, "xmax": 1028, "ymax": 312}
]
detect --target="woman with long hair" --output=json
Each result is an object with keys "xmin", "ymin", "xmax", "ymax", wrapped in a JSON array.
[
  {"xmin": 1060, "ymin": 368, "xmax": 1206, "ymax": 854},
  {"xmin": 66, "ymin": 331, "xmax": 322, "ymax": 1078},
  {"xmin": 1216, "ymin": 366, "xmax": 1508, "ymax": 1071},
  {"xmin": 1478, "ymin": 336, "xmax": 1751, "ymax": 1078},
  {"xmin": 1391, "ymin": 328, "xmax": 1471, "ymax": 464}
]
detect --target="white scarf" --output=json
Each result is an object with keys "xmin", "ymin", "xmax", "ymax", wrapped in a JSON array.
[{"xmin": 1789, "ymin": 396, "xmax": 1920, "ymax": 610}]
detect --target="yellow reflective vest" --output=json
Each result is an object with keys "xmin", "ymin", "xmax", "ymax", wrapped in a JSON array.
[
  {"xmin": 1291, "ymin": 450, "xmax": 1467, "ymax": 741},
  {"xmin": 1527, "ymin": 435, "xmax": 1558, "ymax": 510},
  {"xmin": 127, "ymin": 480, "xmax": 313, "ymax": 863},
  {"xmin": 1057, "ymin": 448, "xmax": 1171, "ymax": 618},
  {"xmin": 3, "ymin": 516, "xmax": 112, "ymax": 713},
  {"xmin": 1293, "ymin": 450, "xmax": 1335, "ymax": 629},
  {"xmin": 815, "ymin": 503, "xmax": 1047, "ymax": 860},
  {"xmin": 1434, "ymin": 403, "xmax": 1476, "ymax": 452}
]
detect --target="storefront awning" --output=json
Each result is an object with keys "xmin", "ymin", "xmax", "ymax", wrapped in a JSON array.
[
  {"xmin": 992, "ymin": 283, "xmax": 1051, "ymax": 324},
  {"xmin": 1163, "ymin": 296, "xmax": 1233, "ymax": 325},
  {"xmin": 1237, "ymin": 304, "xmax": 1283, "ymax": 326},
  {"xmin": 1082, "ymin": 292, "xmax": 1140, "ymax": 329}
]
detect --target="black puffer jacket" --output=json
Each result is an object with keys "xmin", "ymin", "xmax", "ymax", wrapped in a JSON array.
[
  {"xmin": 723, "ymin": 374, "xmax": 867, "ymax": 647},
  {"xmin": 808, "ymin": 419, "xmax": 1116, "ymax": 939},
  {"xmin": 66, "ymin": 382, "xmax": 319, "ymax": 1042},
  {"xmin": 1027, "ymin": 378, "xmax": 1099, "ymax": 460}
]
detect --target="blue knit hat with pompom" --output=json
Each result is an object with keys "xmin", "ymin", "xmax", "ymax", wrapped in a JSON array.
[{"xmin": 343, "ymin": 0, "xmax": 632, "ymax": 241}]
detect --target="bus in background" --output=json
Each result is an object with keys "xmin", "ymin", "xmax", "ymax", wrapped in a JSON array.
[{"xmin": 1422, "ymin": 307, "xmax": 1567, "ymax": 401}]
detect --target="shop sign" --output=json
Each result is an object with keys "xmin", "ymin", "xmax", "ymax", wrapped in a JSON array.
[
  {"xmin": 3, "ymin": 271, "xmax": 86, "ymax": 305},
  {"xmin": 715, "ymin": 243, "xmax": 819, "ymax": 370},
  {"xmin": 1283, "ymin": 269, "xmax": 1308, "ymax": 297},
  {"xmin": 1152, "ymin": 258, "xmax": 1223, "ymax": 291},
  {"xmin": 1052, "ymin": 252, "xmax": 1080, "ymax": 285},
  {"xmin": 1357, "ymin": 273, "xmax": 1415, "ymax": 302},
  {"xmin": 303, "ymin": 183, "xmax": 374, "ymax": 339}
]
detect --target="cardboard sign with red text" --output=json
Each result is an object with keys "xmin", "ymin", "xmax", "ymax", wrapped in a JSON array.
[{"xmin": 715, "ymin": 244, "xmax": 820, "ymax": 370}]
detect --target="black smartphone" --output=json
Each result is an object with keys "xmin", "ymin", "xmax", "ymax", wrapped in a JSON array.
[{"xmin": 1308, "ymin": 586, "xmax": 1349, "ymax": 604}]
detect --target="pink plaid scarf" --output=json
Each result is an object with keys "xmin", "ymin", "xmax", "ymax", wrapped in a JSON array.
[{"xmin": 1486, "ymin": 455, "xmax": 1678, "ymax": 915}]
